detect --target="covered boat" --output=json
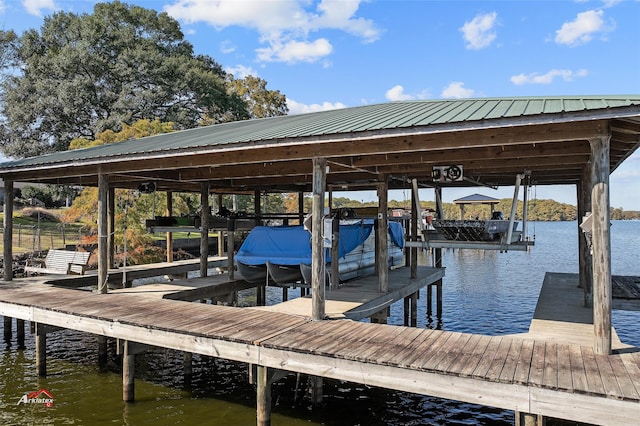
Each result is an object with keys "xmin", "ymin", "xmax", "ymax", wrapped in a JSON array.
[{"xmin": 236, "ymin": 221, "xmax": 404, "ymax": 286}]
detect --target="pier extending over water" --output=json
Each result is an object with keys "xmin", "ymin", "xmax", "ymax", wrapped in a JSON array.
[{"xmin": 1, "ymin": 270, "xmax": 639, "ymax": 426}]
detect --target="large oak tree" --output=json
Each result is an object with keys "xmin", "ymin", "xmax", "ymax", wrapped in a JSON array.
[{"xmin": 0, "ymin": 1, "xmax": 259, "ymax": 158}]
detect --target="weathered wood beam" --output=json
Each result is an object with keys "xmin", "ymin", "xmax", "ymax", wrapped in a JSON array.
[
  {"xmin": 311, "ymin": 157, "xmax": 327, "ymax": 321},
  {"xmin": 589, "ymin": 134, "xmax": 612, "ymax": 355},
  {"xmin": 377, "ymin": 175, "xmax": 389, "ymax": 293},
  {"xmin": 348, "ymin": 140, "xmax": 592, "ymax": 167},
  {"xmin": 256, "ymin": 365, "xmax": 272, "ymax": 426},
  {"xmin": 3, "ymin": 179, "xmax": 13, "ymax": 281},
  {"xmin": 98, "ymin": 174, "xmax": 109, "ymax": 294},
  {"xmin": 200, "ymin": 184, "xmax": 210, "ymax": 278},
  {"xmin": 577, "ymin": 165, "xmax": 593, "ymax": 308}
]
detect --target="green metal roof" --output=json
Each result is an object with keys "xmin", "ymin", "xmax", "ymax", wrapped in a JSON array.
[{"xmin": 1, "ymin": 95, "xmax": 639, "ymax": 171}]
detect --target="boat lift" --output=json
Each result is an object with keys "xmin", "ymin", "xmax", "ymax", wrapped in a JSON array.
[{"xmin": 405, "ymin": 172, "xmax": 535, "ymax": 252}]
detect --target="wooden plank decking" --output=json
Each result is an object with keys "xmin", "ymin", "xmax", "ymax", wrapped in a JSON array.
[
  {"xmin": 1, "ymin": 274, "xmax": 639, "ymax": 425},
  {"xmin": 612, "ymin": 275, "xmax": 640, "ymax": 311},
  {"xmin": 506, "ymin": 272, "xmax": 635, "ymax": 348},
  {"xmin": 40, "ymin": 256, "xmax": 228, "ymax": 288},
  {"xmin": 257, "ymin": 266, "xmax": 444, "ymax": 320},
  {"xmin": 110, "ymin": 274, "xmax": 256, "ymax": 301}
]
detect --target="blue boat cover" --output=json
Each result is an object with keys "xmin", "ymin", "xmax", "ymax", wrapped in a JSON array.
[{"xmin": 236, "ymin": 221, "xmax": 402, "ymax": 266}]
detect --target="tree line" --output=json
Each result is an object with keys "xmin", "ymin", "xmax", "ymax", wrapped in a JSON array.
[{"xmin": 0, "ymin": 1, "xmax": 287, "ymax": 158}]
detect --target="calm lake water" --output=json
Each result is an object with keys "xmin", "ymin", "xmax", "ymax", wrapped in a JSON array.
[{"xmin": 1, "ymin": 220, "xmax": 638, "ymax": 425}]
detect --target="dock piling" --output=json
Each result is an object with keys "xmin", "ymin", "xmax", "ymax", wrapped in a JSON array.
[
  {"xmin": 16, "ymin": 319, "xmax": 25, "ymax": 348},
  {"xmin": 3, "ymin": 316, "xmax": 11, "ymax": 343},
  {"xmin": 35, "ymin": 323, "xmax": 47, "ymax": 376},
  {"xmin": 123, "ymin": 340, "xmax": 135, "ymax": 402},
  {"xmin": 98, "ymin": 335, "xmax": 108, "ymax": 369},
  {"xmin": 183, "ymin": 352, "xmax": 193, "ymax": 385},
  {"xmin": 256, "ymin": 365, "xmax": 272, "ymax": 426}
]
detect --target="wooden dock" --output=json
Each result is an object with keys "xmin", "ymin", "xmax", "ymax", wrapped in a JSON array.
[
  {"xmin": 506, "ymin": 272, "xmax": 639, "ymax": 347},
  {"xmin": 40, "ymin": 256, "xmax": 228, "ymax": 288},
  {"xmin": 258, "ymin": 266, "xmax": 444, "ymax": 320},
  {"xmin": 1, "ymin": 272, "xmax": 639, "ymax": 425}
]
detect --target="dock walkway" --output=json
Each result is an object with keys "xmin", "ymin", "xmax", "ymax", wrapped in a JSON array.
[
  {"xmin": 258, "ymin": 266, "xmax": 444, "ymax": 320},
  {"xmin": 1, "ymin": 271, "xmax": 639, "ymax": 425},
  {"xmin": 41, "ymin": 256, "xmax": 228, "ymax": 288}
]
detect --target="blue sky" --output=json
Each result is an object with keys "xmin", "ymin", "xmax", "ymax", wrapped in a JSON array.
[{"xmin": 1, "ymin": 0, "xmax": 639, "ymax": 209}]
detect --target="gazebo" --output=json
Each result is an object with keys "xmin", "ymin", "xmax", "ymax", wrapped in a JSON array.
[{"xmin": 453, "ymin": 193, "xmax": 501, "ymax": 220}]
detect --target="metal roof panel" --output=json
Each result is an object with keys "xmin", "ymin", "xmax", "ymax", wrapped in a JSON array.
[{"xmin": 1, "ymin": 96, "xmax": 639, "ymax": 171}]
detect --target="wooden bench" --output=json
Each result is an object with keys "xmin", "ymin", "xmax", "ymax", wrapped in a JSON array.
[{"xmin": 24, "ymin": 249, "xmax": 91, "ymax": 276}]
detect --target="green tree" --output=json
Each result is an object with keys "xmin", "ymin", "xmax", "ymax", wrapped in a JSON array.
[
  {"xmin": 0, "ymin": 1, "xmax": 249, "ymax": 158},
  {"xmin": 226, "ymin": 75, "xmax": 288, "ymax": 119},
  {"xmin": 21, "ymin": 184, "xmax": 81, "ymax": 208},
  {"xmin": 0, "ymin": 30, "xmax": 18, "ymax": 78}
]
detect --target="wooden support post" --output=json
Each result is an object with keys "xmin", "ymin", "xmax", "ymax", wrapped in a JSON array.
[
  {"xmin": 403, "ymin": 297, "xmax": 410, "ymax": 326},
  {"xmin": 578, "ymin": 166, "xmax": 593, "ymax": 307},
  {"xmin": 3, "ymin": 179, "xmax": 13, "ymax": 281},
  {"xmin": 108, "ymin": 187, "xmax": 115, "ymax": 269},
  {"xmin": 309, "ymin": 375, "xmax": 323, "ymax": 406},
  {"xmin": 217, "ymin": 231, "xmax": 224, "ymax": 256},
  {"xmin": 410, "ymin": 180, "xmax": 420, "ymax": 279},
  {"xmin": 370, "ymin": 309, "xmax": 388, "ymax": 324},
  {"xmin": 227, "ymin": 219, "xmax": 235, "ymax": 281},
  {"xmin": 377, "ymin": 176, "xmax": 389, "ymax": 293},
  {"xmin": 298, "ymin": 191, "xmax": 305, "ymax": 225},
  {"xmin": 166, "ymin": 191, "xmax": 173, "ymax": 263},
  {"xmin": 434, "ymin": 186, "xmax": 444, "ymax": 325},
  {"xmin": 200, "ymin": 184, "xmax": 210, "ymax": 278},
  {"xmin": 16, "ymin": 319, "xmax": 25, "ymax": 348},
  {"xmin": 282, "ymin": 287, "xmax": 288, "ymax": 302},
  {"xmin": 35, "ymin": 323, "xmax": 47, "ymax": 377},
  {"xmin": 254, "ymin": 190, "xmax": 261, "ymax": 227},
  {"xmin": 122, "ymin": 340, "xmax": 135, "ymax": 402},
  {"xmin": 436, "ymin": 279, "xmax": 443, "ymax": 321},
  {"xmin": 516, "ymin": 411, "xmax": 545, "ymax": 426},
  {"xmin": 427, "ymin": 284, "xmax": 433, "ymax": 320},
  {"xmin": 183, "ymin": 352, "xmax": 193, "ymax": 384},
  {"xmin": 98, "ymin": 335, "xmax": 108, "ymax": 370},
  {"xmin": 98, "ymin": 174, "xmax": 109, "ymax": 293},
  {"xmin": 590, "ymin": 135, "xmax": 612, "ymax": 355},
  {"xmin": 256, "ymin": 365, "xmax": 272, "ymax": 426},
  {"xmin": 411, "ymin": 292, "xmax": 418, "ymax": 327},
  {"xmin": 217, "ymin": 195, "xmax": 225, "ymax": 256},
  {"xmin": 3, "ymin": 316, "xmax": 12, "ymax": 342},
  {"xmin": 311, "ymin": 157, "xmax": 327, "ymax": 321}
]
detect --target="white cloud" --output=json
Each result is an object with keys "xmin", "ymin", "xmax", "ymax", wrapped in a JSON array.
[
  {"xmin": 225, "ymin": 64, "xmax": 258, "ymax": 79},
  {"xmin": 256, "ymin": 38, "xmax": 333, "ymax": 63},
  {"xmin": 554, "ymin": 9, "xmax": 611, "ymax": 46},
  {"xmin": 460, "ymin": 12, "xmax": 498, "ymax": 50},
  {"xmin": 286, "ymin": 99, "xmax": 346, "ymax": 115},
  {"xmin": 385, "ymin": 85, "xmax": 430, "ymax": 101},
  {"xmin": 601, "ymin": 0, "xmax": 623, "ymax": 9},
  {"xmin": 22, "ymin": 0, "xmax": 56, "ymax": 16},
  {"xmin": 164, "ymin": 0, "xmax": 380, "ymax": 64},
  {"xmin": 0, "ymin": 1, "xmax": 5, "ymax": 14},
  {"xmin": 386, "ymin": 85, "xmax": 414, "ymax": 101},
  {"xmin": 220, "ymin": 40, "xmax": 236, "ymax": 54},
  {"xmin": 441, "ymin": 82, "xmax": 475, "ymax": 99},
  {"xmin": 510, "ymin": 69, "xmax": 588, "ymax": 85}
]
